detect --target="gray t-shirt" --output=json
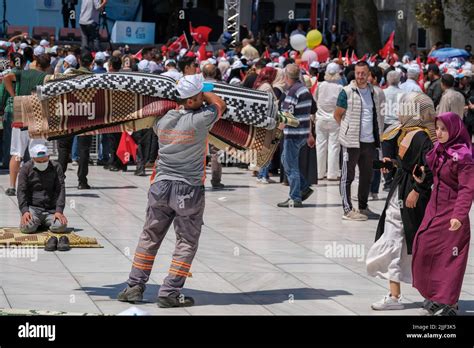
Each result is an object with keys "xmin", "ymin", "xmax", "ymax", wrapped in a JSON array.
[
  {"xmin": 79, "ymin": 0, "xmax": 101, "ymax": 25},
  {"xmin": 153, "ymin": 105, "xmax": 219, "ymax": 186},
  {"xmin": 358, "ymin": 87, "xmax": 374, "ymax": 143}
]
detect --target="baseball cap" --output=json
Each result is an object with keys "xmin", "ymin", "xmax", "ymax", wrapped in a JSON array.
[
  {"xmin": 40, "ymin": 39, "xmax": 50, "ymax": 47},
  {"xmin": 20, "ymin": 43, "xmax": 28, "ymax": 50},
  {"xmin": 95, "ymin": 52, "xmax": 106, "ymax": 62},
  {"xmin": 34, "ymin": 45, "xmax": 45, "ymax": 56},
  {"xmin": 64, "ymin": 54, "xmax": 77, "ymax": 67},
  {"xmin": 30, "ymin": 144, "xmax": 49, "ymax": 158},
  {"xmin": 176, "ymin": 74, "xmax": 214, "ymax": 99},
  {"xmin": 310, "ymin": 61, "xmax": 320, "ymax": 69}
]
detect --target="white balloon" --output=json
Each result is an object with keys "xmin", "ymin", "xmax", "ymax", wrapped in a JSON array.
[{"xmin": 290, "ymin": 34, "xmax": 307, "ymax": 51}]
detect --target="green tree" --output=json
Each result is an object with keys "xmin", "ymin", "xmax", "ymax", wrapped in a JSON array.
[{"xmin": 340, "ymin": 0, "xmax": 382, "ymax": 54}]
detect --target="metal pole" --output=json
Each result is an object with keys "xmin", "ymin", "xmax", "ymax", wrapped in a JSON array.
[
  {"xmin": 224, "ymin": 0, "xmax": 240, "ymax": 47},
  {"xmin": 310, "ymin": 0, "xmax": 318, "ymax": 30}
]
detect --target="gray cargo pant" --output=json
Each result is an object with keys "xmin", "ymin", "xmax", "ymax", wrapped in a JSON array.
[
  {"xmin": 20, "ymin": 206, "xmax": 67, "ymax": 234},
  {"xmin": 127, "ymin": 180, "xmax": 205, "ymax": 298}
]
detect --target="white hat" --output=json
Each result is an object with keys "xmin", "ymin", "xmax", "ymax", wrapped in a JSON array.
[
  {"xmin": 310, "ymin": 61, "xmax": 320, "ymax": 69},
  {"xmin": 164, "ymin": 59, "xmax": 176, "ymax": 66},
  {"xmin": 20, "ymin": 43, "xmax": 28, "ymax": 50},
  {"xmin": 33, "ymin": 45, "xmax": 45, "ymax": 56},
  {"xmin": 50, "ymin": 45, "xmax": 58, "ymax": 54},
  {"xmin": 64, "ymin": 54, "xmax": 77, "ymax": 67},
  {"xmin": 30, "ymin": 144, "xmax": 49, "ymax": 158},
  {"xmin": 326, "ymin": 62, "xmax": 341, "ymax": 75},
  {"xmin": 95, "ymin": 52, "xmax": 106, "ymax": 62},
  {"xmin": 231, "ymin": 60, "xmax": 245, "ymax": 69},
  {"xmin": 461, "ymin": 70, "xmax": 472, "ymax": 78},
  {"xmin": 378, "ymin": 62, "xmax": 390, "ymax": 70},
  {"xmin": 176, "ymin": 74, "xmax": 214, "ymax": 99},
  {"xmin": 407, "ymin": 64, "xmax": 420, "ymax": 74},
  {"xmin": 40, "ymin": 39, "xmax": 49, "ymax": 47},
  {"xmin": 207, "ymin": 58, "xmax": 217, "ymax": 65},
  {"xmin": 179, "ymin": 48, "xmax": 188, "ymax": 57}
]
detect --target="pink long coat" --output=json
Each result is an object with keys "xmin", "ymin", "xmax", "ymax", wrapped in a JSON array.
[{"xmin": 412, "ymin": 154, "xmax": 474, "ymax": 305}]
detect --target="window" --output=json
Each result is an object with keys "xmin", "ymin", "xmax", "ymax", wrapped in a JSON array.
[
  {"xmin": 417, "ymin": 28, "xmax": 426, "ymax": 49},
  {"xmin": 295, "ymin": 3, "xmax": 311, "ymax": 19}
]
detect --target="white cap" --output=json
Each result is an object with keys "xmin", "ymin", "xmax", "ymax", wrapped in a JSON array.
[
  {"xmin": 164, "ymin": 59, "xmax": 176, "ymax": 66},
  {"xmin": 326, "ymin": 62, "xmax": 341, "ymax": 75},
  {"xmin": 175, "ymin": 74, "xmax": 214, "ymax": 99},
  {"xmin": 231, "ymin": 60, "xmax": 245, "ymax": 69},
  {"xmin": 40, "ymin": 39, "xmax": 49, "ymax": 47},
  {"xmin": 64, "ymin": 54, "xmax": 77, "ymax": 67},
  {"xmin": 138, "ymin": 60, "xmax": 160, "ymax": 73},
  {"xmin": 95, "ymin": 52, "xmax": 106, "ymax": 62},
  {"xmin": 407, "ymin": 64, "xmax": 420, "ymax": 74},
  {"xmin": 30, "ymin": 144, "xmax": 49, "ymax": 158},
  {"xmin": 179, "ymin": 48, "xmax": 188, "ymax": 57},
  {"xmin": 50, "ymin": 45, "xmax": 58, "ymax": 54},
  {"xmin": 310, "ymin": 61, "xmax": 320, "ymax": 69},
  {"xmin": 34, "ymin": 45, "xmax": 45, "ymax": 56},
  {"xmin": 207, "ymin": 58, "xmax": 217, "ymax": 65},
  {"xmin": 20, "ymin": 43, "xmax": 28, "ymax": 50}
]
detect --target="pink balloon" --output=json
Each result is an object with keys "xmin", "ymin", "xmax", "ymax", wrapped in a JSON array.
[
  {"xmin": 301, "ymin": 49, "xmax": 318, "ymax": 65},
  {"xmin": 313, "ymin": 45, "xmax": 329, "ymax": 63}
]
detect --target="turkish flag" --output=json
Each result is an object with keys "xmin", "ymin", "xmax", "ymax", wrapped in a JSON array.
[
  {"xmin": 197, "ymin": 43, "xmax": 207, "ymax": 62},
  {"xmin": 116, "ymin": 132, "xmax": 137, "ymax": 165},
  {"xmin": 264, "ymin": 47, "xmax": 271, "ymax": 59},
  {"xmin": 189, "ymin": 22, "xmax": 212, "ymax": 45},
  {"xmin": 416, "ymin": 57, "xmax": 425, "ymax": 92},
  {"xmin": 351, "ymin": 51, "xmax": 358, "ymax": 62},
  {"xmin": 379, "ymin": 31, "xmax": 395, "ymax": 59},
  {"xmin": 168, "ymin": 34, "xmax": 189, "ymax": 52},
  {"xmin": 133, "ymin": 49, "xmax": 143, "ymax": 60},
  {"xmin": 345, "ymin": 50, "xmax": 351, "ymax": 65},
  {"xmin": 310, "ymin": 74, "xmax": 319, "ymax": 95}
]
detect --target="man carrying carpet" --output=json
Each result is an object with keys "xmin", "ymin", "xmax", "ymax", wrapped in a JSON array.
[{"xmin": 118, "ymin": 74, "xmax": 226, "ymax": 308}]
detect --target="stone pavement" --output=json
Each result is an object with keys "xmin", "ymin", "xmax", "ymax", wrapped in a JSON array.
[{"xmin": 0, "ymin": 164, "xmax": 472, "ymax": 315}]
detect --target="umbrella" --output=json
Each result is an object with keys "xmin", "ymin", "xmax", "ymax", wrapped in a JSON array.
[{"xmin": 429, "ymin": 48, "xmax": 470, "ymax": 62}]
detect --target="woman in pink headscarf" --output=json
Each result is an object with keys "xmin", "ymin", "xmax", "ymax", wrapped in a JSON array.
[{"xmin": 412, "ymin": 112, "xmax": 474, "ymax": 316}]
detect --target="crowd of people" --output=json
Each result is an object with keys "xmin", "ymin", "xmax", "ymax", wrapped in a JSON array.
[{"xmin": 0, "ymin": 11, "xmax": 473, "ymax": 313}]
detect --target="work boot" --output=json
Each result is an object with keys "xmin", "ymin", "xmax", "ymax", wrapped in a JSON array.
[
  {"xmin": 117, "ymin": 284, "xmax": 145, "ymax": 303},
  {"xmin": 157, "ymin": 295, "xmax": 195, "ymax": 308}
]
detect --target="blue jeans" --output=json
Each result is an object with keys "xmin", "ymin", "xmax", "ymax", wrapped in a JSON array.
[
  {"xmin": 257, "ymin": 164, "xmax": 270, "ymax": 179},
  {"xmin": 281, "ymin": 137, "xmax": 309, "ymax": 202},
  {"xmin": 72, "ymin": 136, "xmax": 79, "ymax": 161},
  {"xmin": 98, "ymin": 134, "xmax": 111, "ymax": 162}
]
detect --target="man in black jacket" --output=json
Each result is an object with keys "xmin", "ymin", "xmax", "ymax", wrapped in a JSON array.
[{"xmin": 17, "ymin": 144, "xmax": 68, "ymax": 234}]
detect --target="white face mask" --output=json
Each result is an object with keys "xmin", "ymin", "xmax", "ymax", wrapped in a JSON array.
[{"xmin": 34, "ymin": 161, "xmax": 49, "ymax": 171}]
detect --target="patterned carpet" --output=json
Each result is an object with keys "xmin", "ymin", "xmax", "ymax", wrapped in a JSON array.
[{"xmin": 0, "ymin": 228, "xmax": 103, "ymax": 248}]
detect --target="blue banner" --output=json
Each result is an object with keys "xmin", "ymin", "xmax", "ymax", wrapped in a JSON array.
[{"xmin": 104, "ymin": 0, "xmax": 141, "ymax": 21}]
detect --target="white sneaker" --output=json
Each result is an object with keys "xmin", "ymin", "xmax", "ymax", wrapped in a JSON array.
[
  {"xmin": 259, "ymin": 178, "xmax": 269, "ymax": 184},
  {"xmin": 256, "ymin": 178, "xmax": 262, "ymax": 183},
  {"xmin": 371, "ymin": 293, "xmax": 405, "ymax": 310},
  {"xmin": 342, "ymin": 209, "xmax": 368, "ymax": 221},
  {"xmin": 72, "ymin": 161, "xmax": 79, "ymax": 167}
]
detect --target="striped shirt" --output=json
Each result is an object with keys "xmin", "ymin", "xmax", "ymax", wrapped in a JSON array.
[{"xmin": 281, "ymin": 81, "xmax": 312, "ymax": 138}]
